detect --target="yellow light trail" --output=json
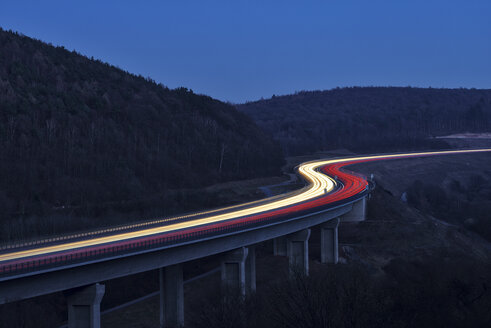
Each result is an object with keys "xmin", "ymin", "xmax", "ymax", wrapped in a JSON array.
[{"xmin": 1, "ymin": 149, "xmax": 490, "ymax": 263}]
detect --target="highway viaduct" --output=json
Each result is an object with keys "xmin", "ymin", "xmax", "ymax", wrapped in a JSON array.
[
  {"xmin": 0, "ymin": 197, "xmax": 367, "ymax": 328},
  {"xmin": 4, "ymin": 149, "xmax": 488, "ymax": 328}
]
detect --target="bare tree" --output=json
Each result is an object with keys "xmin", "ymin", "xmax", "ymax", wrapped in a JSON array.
[
  {"xmin": 219, "ymin": 142, "xmax": 227, "ymax": 174},
  {"xmin": 45, "ymin": 118, "xmax": 56, "ymax": 145},
  {"xmin": 7, "ymin": 116, "xmax": 16, "ymax": 142}
]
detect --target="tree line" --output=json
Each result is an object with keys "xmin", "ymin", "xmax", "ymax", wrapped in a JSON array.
[
  {"xmin": 238, "ymin": 87, "xmax": 491, "ymax": 155},
  {"xmin": 0, "ymin": 28, "xmax": 284, "ymax": 241}
]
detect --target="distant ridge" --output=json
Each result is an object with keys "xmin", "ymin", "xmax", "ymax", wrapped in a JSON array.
[{"xmin": 238, "ymin": 87, "xmax": 491, "ymax": 155}]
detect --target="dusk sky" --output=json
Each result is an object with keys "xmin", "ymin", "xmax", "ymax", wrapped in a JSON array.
[{"xmin": 2, "ymin": 0, "xmax": 490, "ymax": 103}]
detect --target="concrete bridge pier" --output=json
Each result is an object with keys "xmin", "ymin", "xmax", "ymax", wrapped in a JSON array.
[
  {"xmin": 221, "ymin": 247, "xmax": 248, "ymax": 296},
  {"xmin": 160, "ymin": 264, "xmax": 184, "ymax": 328},
  {"xmin": 287, "ymin": 229, "xmax": 311, "ymax": 276},
  {"xmin": 65, "ymin": 283, "xmax": 105, "ymax": 328},
  {"xmin": 320, "ymin": 218, "xmax": 340, "ymax": 264},
  {"xmin": 341, "ymin": 198, "xmax": 367, "ymax": 222},
  {"xmin": 273, "ymin": 236, "xmax": 287, "ymax": 256},
  {"xmin": 245, "ymin": 245, "xmax": 256, "ymax": 294}
]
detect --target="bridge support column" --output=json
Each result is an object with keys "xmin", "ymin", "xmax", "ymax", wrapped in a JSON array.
[
  {"xmin": 221, "ymin": 247, "xmax": 248, "ymax": 296},
  {"xmin": 321, "ymin": 218, "xmax": 340, "ymax": 264},
  {"xmin": 160, "ymin": 264, "xmax": 184, "ymax": 328},
  {"xmin": 65, "ymin": 283, "xmax": 105, "ymax": 328},
  {"xmin": 245, "ymin": 246, "xmax": 256, "ymax": 294},
  {"xmin": 287, "ymin": 229, "xmax": 311, "ymax": 276},
  {"xmin": 341, "ymin": 198, "xmax": 367, "ymax": 222},
  {"xmin": 273, "ymin": 236, "xmax": 287, "ymax": 256}
]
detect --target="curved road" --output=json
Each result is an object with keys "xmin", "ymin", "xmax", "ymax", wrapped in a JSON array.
[{"xmin": 1, "ymin": 149, "xmax": 490, "ymax": 278}]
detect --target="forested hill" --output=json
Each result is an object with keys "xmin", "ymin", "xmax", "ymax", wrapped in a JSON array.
[
  {"xmin": 0, "ymin": 28, "xmax": 283, "ymax": 237},
  {"xmin": 238, "ymin": 87, "xmax": 491, "ymax": 155}
]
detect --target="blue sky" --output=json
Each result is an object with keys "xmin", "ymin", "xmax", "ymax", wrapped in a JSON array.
[{"xmin": 1, "ymin": 0, "xmax": 490, "ymax": 103}]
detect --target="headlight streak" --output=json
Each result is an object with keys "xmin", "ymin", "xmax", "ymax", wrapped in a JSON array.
[{"xmin": 0, "ymin": 149, "xmax": 490, "ymax": 271}]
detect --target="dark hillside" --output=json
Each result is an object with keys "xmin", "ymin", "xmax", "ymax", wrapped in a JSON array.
[
  {"xmin": 238, "ymin": 87, "xmax": 491, "ymax": 155},
  {"xmin": 0, "ymin": 28, "xmax": 283, "ymax": 241}
]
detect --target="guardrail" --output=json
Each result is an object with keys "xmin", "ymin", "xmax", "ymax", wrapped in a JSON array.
[
  {"xmin": 0, "ymin": 153, "xmax": 380, "ymax": 280},
  {"xmin": 0, "ymin": 190, "xmax": 368, "ymax": 279},
  {"xmin": 0, "ymin": 183, "xmax": 311, "ymax": 252}
]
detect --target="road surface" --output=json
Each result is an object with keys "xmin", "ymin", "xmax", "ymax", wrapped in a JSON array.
[{"xmin": 1, "ymin": 149, "xmax": 490, "ymax": 278}]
